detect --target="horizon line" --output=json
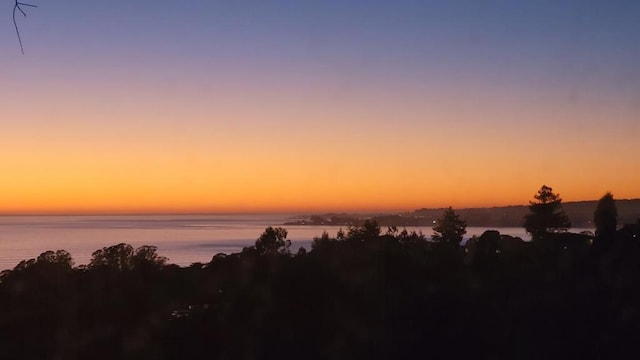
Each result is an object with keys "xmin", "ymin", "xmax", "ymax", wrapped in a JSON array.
[{"xmin": 2, "ymin": 198, "xmax": 638, "ymax": 217}]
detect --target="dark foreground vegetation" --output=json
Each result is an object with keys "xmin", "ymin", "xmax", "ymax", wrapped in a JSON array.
[{"xmin": 1, "ymin": 186, "xmax": 640, "ymax": 359}]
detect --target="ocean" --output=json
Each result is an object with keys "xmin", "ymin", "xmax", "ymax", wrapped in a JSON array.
[{"xmin": 0, "ymin": 214, "xmax": 569, "ymax": 271}]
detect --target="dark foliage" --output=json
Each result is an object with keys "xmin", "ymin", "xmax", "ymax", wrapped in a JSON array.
[
  {"xmin": 593, "ymin": 192, "xmax": 617, "ymax": 254},
  {"xmin": 432, "ymin": 207, "xmax": 467, "ymax": 248},
  {"xmin": 254, "ymin": 227, "xmax": 291, "ymax": 255},
  {"xmin": 2, "ymin": 202, "xmax": 640, "ymax": 359},
  {"xmin": 524, "ymin": 185, "xmax": 571, "ymax": 241}
]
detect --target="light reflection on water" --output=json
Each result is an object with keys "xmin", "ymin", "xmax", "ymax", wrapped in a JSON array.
[{"xmin": 0, "ymin": 214, "xmax": 591, "ymax": 270}]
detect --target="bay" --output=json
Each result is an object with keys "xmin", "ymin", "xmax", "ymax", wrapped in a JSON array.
[{"xmin": 0, "ymin": 214, "xmax": 590, "ymax": 271}]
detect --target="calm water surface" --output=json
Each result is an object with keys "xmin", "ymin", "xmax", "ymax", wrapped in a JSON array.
[{"xmin": 0, "ymin": 214, "xmax": 579, "ymax": 270}]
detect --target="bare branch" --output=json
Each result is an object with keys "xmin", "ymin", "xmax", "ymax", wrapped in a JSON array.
[{"xmin": 13, "ymin": 0, "xmax": 38, "ymax": 55}]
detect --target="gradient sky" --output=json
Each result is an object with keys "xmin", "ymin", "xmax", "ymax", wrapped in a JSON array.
[{"xmin": 1, "ymin": 0, "xmax": 639, "ymax": 213}]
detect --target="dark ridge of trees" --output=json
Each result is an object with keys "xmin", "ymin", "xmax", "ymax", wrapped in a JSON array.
[
  {"xmin": 88, "ymin": 243, "xmax": 168, "ymax": 271},
  {"xmin": 2, "ymin": 194, "xmax": 640, "ymax": 359}
]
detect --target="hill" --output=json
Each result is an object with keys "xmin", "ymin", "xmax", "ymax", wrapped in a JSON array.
[{"xmin": 285, "ymin": 199, "xmax": 640, "ymax": 229}]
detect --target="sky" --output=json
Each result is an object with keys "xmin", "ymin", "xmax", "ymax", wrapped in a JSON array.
[{"xmin": 1, "ymin": 0, "xmax": 639, "ymax": 214}]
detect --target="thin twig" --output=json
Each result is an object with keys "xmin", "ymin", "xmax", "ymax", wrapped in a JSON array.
[{"xmin": 13, "ymin": 1, "xmax": 37, "ymax": 55}]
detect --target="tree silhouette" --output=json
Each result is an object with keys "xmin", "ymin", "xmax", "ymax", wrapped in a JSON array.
[
  {"xmin": 88, "ymin": 243, "xmax": 169, "ymax": 271},
  {"xmin": 255, "ymin": 227, "xmax": 291, "ymax": 255},
  {"xmin": 524, "ymin": 185, "xmax": 571, "ymax": 241},
  {"xmin": 3, "ymin": 219, "xmax": 640, "ymax": 358},
  {"xmin": 593, "ymin": 192, "xmax": 617, "ymax": 253},
  {"xmin": 311, "ymin": 231, "xmax": 336, "ymax": 251},
  {"xmin": 36, "ymin": 250, "xmax": 74, "ymax": 269},
  {"xmin": 89, "ymin": 243, "xmax": 134, "ymax": 270},
  {"xmin": 346, "ymin": 219, "xmax": 381, "ymax": 242},
  {"xmin": 432, "ymin": 207, "xmax": 466, "ymax": 247},
  {"xmin": 131, "ymin": 245, "xmax": 168, "ymax": 270},
  {"xmin": 13, "ymin": 0, "xmax": 37, "ymax": 54}
]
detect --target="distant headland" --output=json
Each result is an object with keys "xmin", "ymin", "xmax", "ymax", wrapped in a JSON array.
[{"xmin": 284, "ymin": 199, "xmax": 640, "ymax": 228}]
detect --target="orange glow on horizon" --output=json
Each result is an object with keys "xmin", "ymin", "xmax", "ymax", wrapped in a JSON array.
[{"xmin": 2, "ymin": 54, "xmax": 639, "ymax": 215}]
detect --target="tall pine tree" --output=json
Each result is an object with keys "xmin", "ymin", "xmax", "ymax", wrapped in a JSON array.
[
  {"xmin": 524, "ymin": 185, "xmax": 571, "ymax": 241},
  {"xmin": 432, "ymin": 207, "xmax": 467, "ymax": 247}
]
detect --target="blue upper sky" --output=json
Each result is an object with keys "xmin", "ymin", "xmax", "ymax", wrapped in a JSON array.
[{"xmin": 6, "ymin": 1, "xmax": 639, "ymax": 87}]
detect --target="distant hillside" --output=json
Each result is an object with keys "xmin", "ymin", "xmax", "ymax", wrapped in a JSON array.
[
  {"xmin": 411, "ymin": 199, "xmax": 640, "ymax": 228},
  {"xmin": 285, "ymin": 199, "xmax": 640, "ymax": 229}
]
